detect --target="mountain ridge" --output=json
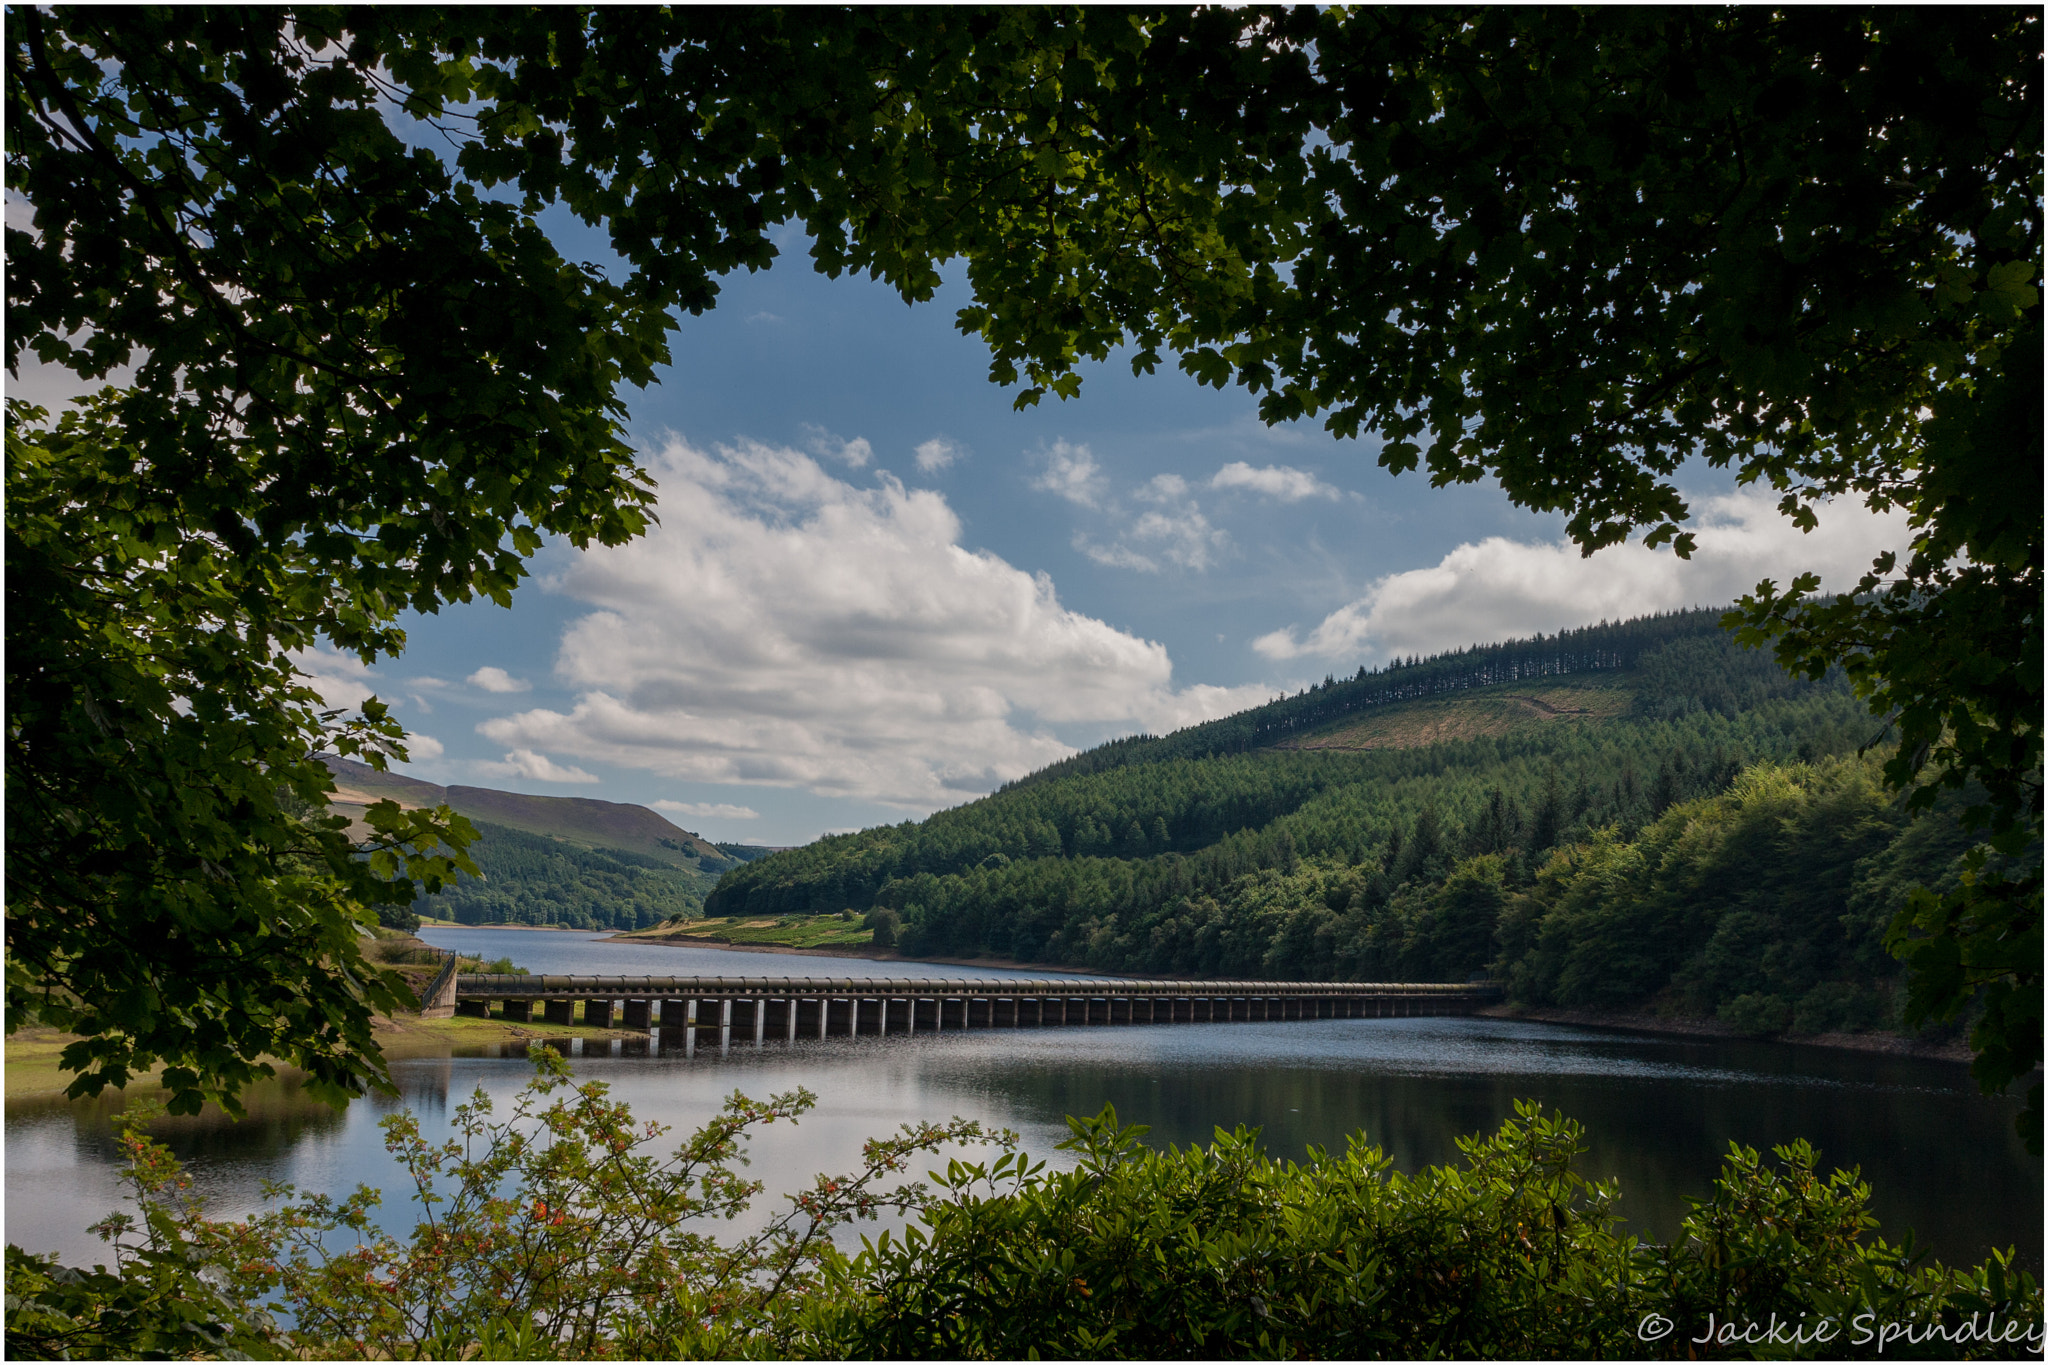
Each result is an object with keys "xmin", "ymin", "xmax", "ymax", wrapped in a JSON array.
[{"xmin": 320, "ymin": 755, "xmax": 724, "ymax": 865}]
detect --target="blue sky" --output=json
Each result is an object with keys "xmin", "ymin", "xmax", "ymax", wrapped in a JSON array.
[
  {"xmin": 14, "ymin": 207, "xmax": 1907, "ymax": 847},
  {"xmin": 318, "ymin": 218, "xmax": 1908, "ymax": 847}
]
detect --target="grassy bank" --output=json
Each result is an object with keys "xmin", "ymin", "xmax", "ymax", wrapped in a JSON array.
[
  {"xmin": 617, "ymin": 913, "xmax": 878, "ymax": 951},
  {"xmin": 3, "ymin": 1012, "xmax": 645, "ymax": 1104},
  {"xmin": 7, "ymin": 925, "xmax": 631, "ymax": 1105}
]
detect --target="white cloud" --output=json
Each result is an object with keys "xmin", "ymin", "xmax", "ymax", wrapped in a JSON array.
[
  {"xmin": 401, "ymin": 732, "xmax": 445, "ymax": 761},
  {"xmin": 1210, "ymin": 461, "xmax": 1343, "ymax": 502},
  {"xmin": 1082, "ymin": 472, "xmax": 1229, "ymax": 572},
  {"xmin": 1130, "ymin": 506, "xmax": 1228, "ymax": 571},
  {"xmin": 475, "ymin": 748, "xmax": 602, "ymax": 784},
  {"xmin": 914, "ymin": 437, "xmax": 964, "ymax": 472},
  {"xmin": 1031, "ymin": 439, "xmax": 1108, "ymax": 508},
  {"xmin": 1253, "ymin": 490, "xmax": 1914, "ymax": 662},
  {"xmin": 652, "ymin": 799, "xmax": 761, "ymax": 820},
  {"xmin": 480, "ymin": 437, "xmax": 1267, "ymax": 809},
  {"xmin": 801, "ymin": 423, "xmax": 873, "ymax": 469},
  {"xmin": 290, "ymin": 648, "xmax": 381, "ymax": 712},
  {"xmin": 1074, "ymin": 535, "xmax": 1159, "ymax": 573},
  {"xmin": 466, "ymin": 666, "xmax": 531, "ymax": 694}
]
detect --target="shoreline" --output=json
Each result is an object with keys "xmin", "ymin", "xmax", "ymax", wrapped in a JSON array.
[
  {"xmin": 4, "ymin": 1015, "xmax": 644, "ymax": 1104},
  {"xmin": 1477, "ymin": 1002, "xmax": 1975, "ymax": 1064},
  {"xmin": 418, "ymin": 920, "xmax": 595, "ymax": 932}
]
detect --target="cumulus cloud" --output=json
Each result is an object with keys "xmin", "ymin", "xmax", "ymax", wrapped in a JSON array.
[
  {"xmin": 290, "ymin": 648, "xmax": 381, "ymax": 712},
  {"xmin": 914, "ymin": 437, "xmax": 964, "ymax": 472},
  {"xmin": 801, "ymin": 423, "xmax": 873, "ymax": 469},
  {"xmin": 1131, "ymin": 475, "xmax": 1230, "ymax": 570},
  {"xmin": 480, "ymin": 437, "xmax": 1267, "ymax": 808},
  {"xmin": 1031, "ymin": 439, "xmax": 1109, "ymax": 508},
  {"xmin": 1131, "ymin": 508, "xmax": 1228, "ymax": 571},
  {"xmin": 1253, "ymin": 490, "xmax": 1913, "ymax": 662},
  {"xmin": 466, "ymin": 666, "xmax": 531, "ymax": 694},
  {"xmin": 1069, "ymin": 471, "xmax": 1231, "ymax": 573},
  {"xmin": 287, "ymin": 650, "xmax": 447, "ymax": 765},
  {"xmin": 475, "ymin": 748, "xmax": 602, "ymax": 784},
  {"xmin": 401, "ymin": 733, "xmax": 446, "ymax": 761},
  {"xmin": 652, "ymin": 799, "xmax": 760, "ymax": 820},
  {"xmin": 1210, "ymin": 461, "xmax": 1344, "ymax": 502}
]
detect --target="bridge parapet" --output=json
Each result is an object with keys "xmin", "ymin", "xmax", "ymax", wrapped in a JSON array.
[{"xmin": 452, "ymin": 974, "xmax": 1501, "ymax": 1001}]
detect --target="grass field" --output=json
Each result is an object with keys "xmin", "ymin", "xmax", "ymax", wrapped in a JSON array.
[
  {"xmin": 617, "ymin": 913, "xmax": 877, "ymax": 951},
  {"xmin": 5, "ymin": 1012, "xmax": 638, "ymax": 1104}
]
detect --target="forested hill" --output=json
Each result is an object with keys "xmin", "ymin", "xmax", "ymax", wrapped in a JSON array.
[
  {"xmin": 703, "ymin": 612, "xmax": 1986, "ymax": 1041},
  {"xmin": 411, "ymin": 820, "xmax": 714, "ymax": 931}
]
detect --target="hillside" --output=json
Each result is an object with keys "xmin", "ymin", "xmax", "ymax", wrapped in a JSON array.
[
  {"xmin": 410, "ymin": 820, "xmax": 714, "ymax": 931},
  {"xmin": 323, "ymin": 757, "xmax": 737, "ymax": 930},
  {"xmin": 993, "ymin": 609, "xmax": 1734, "ymax": 789},
  {"xmin": 707, "ymin": 609, "xmax": 1851, "ymax": 924},
  {"xmin": 321, "ymin": 756, "xmax": 725, "ymax": 866},
  {"xmin": 1273, "ymin": 680, "xmax": 1634, "ymax": 752},
  {"xmin": 703, "ymin": 610, "xmax": 1987, "ymax": 1042}
]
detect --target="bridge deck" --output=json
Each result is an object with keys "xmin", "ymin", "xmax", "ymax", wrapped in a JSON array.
[
  {"xmin": 423, "ymin": 970, "xmax": 1500, "ymax": 1032},
  {"xmin": 452, "ymin": 974, "xmax": 1489, "ymax": 999}
]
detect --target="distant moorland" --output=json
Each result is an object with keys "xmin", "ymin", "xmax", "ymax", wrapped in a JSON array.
[{"xmin": 322, "ymin": 757, "xmax": 735, "ymax": 930}]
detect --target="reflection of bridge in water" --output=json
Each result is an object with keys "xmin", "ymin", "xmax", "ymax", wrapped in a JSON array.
[{"xmin": 422, "ymin": 970, "xmax": 1501, "ymax": 1048}]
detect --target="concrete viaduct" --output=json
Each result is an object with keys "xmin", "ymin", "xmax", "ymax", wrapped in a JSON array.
[{"xmin": 420, "ymin": 965, "xmax": 1501, "ymax": 1046}]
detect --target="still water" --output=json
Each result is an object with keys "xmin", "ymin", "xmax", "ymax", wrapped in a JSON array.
[{"xmin": 7, "ymin": 929, "xmax": 2038, "ymax": 1274}]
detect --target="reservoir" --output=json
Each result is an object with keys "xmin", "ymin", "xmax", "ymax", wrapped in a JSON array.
[{"xmin": 6, "ymin": 927, "xmax": 2038, "ymax": 1274}]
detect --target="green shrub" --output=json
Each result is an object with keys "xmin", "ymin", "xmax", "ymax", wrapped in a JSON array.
[
  {"xmin": 1720, "ymin": 991, "xmax": 1795, "ymax": 1036},
  {"xmin": 812, "ymin": 1103, "xmax": 2041, "ymax": 1360},
  {"xmin": 1794, "ymin": 981, "xmax": 1886, "ymax": 1035},
  {"xmin": 7, "ymin": 1059, "xmax": 2037, "ymax": 1360}
]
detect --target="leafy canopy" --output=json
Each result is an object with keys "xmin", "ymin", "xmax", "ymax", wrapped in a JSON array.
[
  {"xmin": 8, "ymin": 1054, "xmax": 2039, "ymax": 1360},
  {"xmin": 6, "ymin": 8, "xmax": 2038, "ymax": 1134},
  {"xmin": 8, "ymin": 5, "xmax": 1296, "ymax": 1110}
]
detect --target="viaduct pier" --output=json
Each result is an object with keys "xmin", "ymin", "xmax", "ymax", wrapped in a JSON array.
[{"xmin": 423, "ymin": 971, "xmax": 1502, "ymax": 1047}]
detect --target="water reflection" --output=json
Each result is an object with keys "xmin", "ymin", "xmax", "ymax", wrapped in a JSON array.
[{"xmin": 10, "ymin": 1015, "xmax": 2035, "ymax": 1276}]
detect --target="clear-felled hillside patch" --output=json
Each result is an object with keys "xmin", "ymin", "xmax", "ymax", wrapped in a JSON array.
[
  {"xmin": 1275, "ymin": 681, "xmax": 1634, "ymax": 752},
  {"xmin": 619, "ymin": 913, "xmax": 878, "ymax": 951}
]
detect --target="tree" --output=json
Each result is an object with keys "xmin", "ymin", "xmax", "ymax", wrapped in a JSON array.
[
  {"xmin": 5, "ymin": 5, "xmax": 1287, "ymax": 1110},
  {"xmin": 9, "ymin": 7, "xmax": 2038, "ymax": 1140},
  {"xmin": 909, "ymin": 6, "xmax": 2046, "ymax": 1145}
]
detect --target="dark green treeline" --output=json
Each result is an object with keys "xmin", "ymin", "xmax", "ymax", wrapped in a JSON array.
[
  {"xmin": 708, "ymin": 613, "xmax": 1983, "ymax": 1036},
  {"xmin": 416, "ymin": 821, "xmax": 712, "ymax": 930}
]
